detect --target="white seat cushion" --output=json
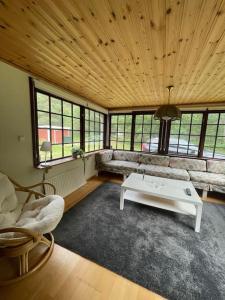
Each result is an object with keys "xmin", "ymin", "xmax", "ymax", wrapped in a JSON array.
[
  {"xmin": 138, "ymin": 164, "xmax": 190, "ymax": 181},
  {"xmin": 189, "ymin": 171, "xmax": 225, "ymax": 186},
  {"xmin": 16, "ymin": 195, "xmax": 64, "ymax": 234}
]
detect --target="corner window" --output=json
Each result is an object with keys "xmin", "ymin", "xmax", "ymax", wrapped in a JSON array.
[
  {"xmin": 168, "ymin": 113, "xmax": 203, "ymax": 157},
  {"xmin": 85, "ymin": 108, "xmax": 105, "ymax": 152},
  {"xmin": 134, "ymin": 114, "xmax": 160, "ymax": 152},
  {"xmin": 110, "ymin": 114, "xmax": 132, "ymax": 150}
]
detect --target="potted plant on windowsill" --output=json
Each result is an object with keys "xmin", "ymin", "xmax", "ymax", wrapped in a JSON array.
[{"xmin": 72, "ymin": 147, "xmax": 88, "ymax": 175}]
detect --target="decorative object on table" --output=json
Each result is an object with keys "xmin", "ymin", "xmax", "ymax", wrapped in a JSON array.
[
  {"xmin": 40, "ymin": 141, "xmax": 52, "ymax": 193},
  {"xmin": 40, "ymin": 141, "xmax": 51, "ymax": 165},
  {"xmin": 154, "ymin": 86, "xmax": 181, "ymax": 121},
  {"xmin": 72, "ymin": 147, "xmax": 88, "ymax": 175},
  {"xmin": 0, "ymin": 172, "xmax": 64, "ymax": 285}
]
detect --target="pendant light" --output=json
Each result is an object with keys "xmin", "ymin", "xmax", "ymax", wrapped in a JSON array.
[{"xmin": 154, "ymin": 85, "xmax": 181, "ymax": 121}]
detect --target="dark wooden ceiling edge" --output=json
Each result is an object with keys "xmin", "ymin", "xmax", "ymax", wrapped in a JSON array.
[{"xmin": 0, "ymin": 57, "xmax": 108, "ymax": 110}]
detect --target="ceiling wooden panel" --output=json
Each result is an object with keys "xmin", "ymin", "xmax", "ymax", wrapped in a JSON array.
[{"xmin": 1, "ymin": 0, "xmax": 225, "ymax": 108}]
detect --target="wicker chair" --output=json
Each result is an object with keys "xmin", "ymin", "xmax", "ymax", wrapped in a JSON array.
[{"xmin": 0, "ymin": 172, "xmax": 64, "ymax": 285}]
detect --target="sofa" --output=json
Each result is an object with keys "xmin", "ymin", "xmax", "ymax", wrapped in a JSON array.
[{"xmin": 96, "ymin": 150, "xmax": 225, "ymax": 197}]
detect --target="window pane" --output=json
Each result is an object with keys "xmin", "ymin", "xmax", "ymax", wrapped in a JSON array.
[
  {"xmin": 73, "ymin": 131, "xmax": 80, "ymax": 143},
  {"xmin": 52, "ymin": 144, "xmax": 62, "ymax": 159},
  {"xmin": 63, "ymin": 130, "xmax": 72, "ymax": 143},
  {"xmin": 51, "ymin": 97, "xmax": 61, "ymax": 114},
  {"xmin": 134, "ymin": 143, "xmax": 141, "ymax": 151},
  {"xmin": 73, "ymin": 118, "xmax": 80, "ymax": 130},
  {"xmin": 51, "ymin": 114, "xmax": 62, "ymax": 128},
  {"xmin": 37, "ymin": 92, "xmax": 49, "ymax": 111},
  {"xmin": 63, "ymin": 102, "xmax": 72, "ymax": 116},
  {"xmin": 207, "ymin": 113, "xmax": 219, "ymax": 124},
  {"xmin": 73, "ymin": 105, "xmax": 80, "ymax": 118},
  {"xmin": 181, "ymin": 114, "xmax": 191, "ymax": 124},
  {"xmin": 204, "ymin": 136, "xmax": 216, "ymax": 146},
  {"xmin": 192, "ymin": 114, "xmax": 202, "ymax": 124},
  {"xmin": 217, "ymin": 125, "xmax": 225, "ymax": 136},
  {"xmin": 38, "ymin": 128, "xmax": 50, "ymax": 144},
  {"xmin": 191, "ymin": 125, "xmax": 201, "ymax": 135},
  {"xmin": 38, "ymin": 111, "xmax": 49, "ymax": 127},
  {"xmin": 51, "ymin": 130, "xmax": 62, "ymax": 144},
  {"xmin": 64, "ymin": 143, "xmax": 72, "ymax": 156},
  {"xmin": 63, "ymin": 116, "xmax": 72, "ymax": 130},
  {"xmin": 206, "ymin": 125, "xmax": 217, "ymax": 136}
]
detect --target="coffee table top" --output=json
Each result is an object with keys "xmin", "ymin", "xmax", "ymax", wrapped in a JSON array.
[{"xmin": 121, "ymin": 173, "xmax": 202, "ymax": 205}]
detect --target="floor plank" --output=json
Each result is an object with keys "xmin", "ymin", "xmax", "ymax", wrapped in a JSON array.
[{"xmin": 0, "ymin": 245, "xmax": 164, "ymax": 300}]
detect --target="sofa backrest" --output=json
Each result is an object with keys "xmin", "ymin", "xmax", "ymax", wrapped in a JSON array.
[
  {"xmin": 207, "ymin": 160, "xmax": 225, "ymax": 174},
  {"xmin": 96, "ymin": 150, "xmax": 113, "ymax": 164},
  {"xmin": 140, "ymin": 154, "xmax": 169, "ymax": 167},
  {"xmin": 169, "ymin": 157, "xmax": 206, "ymax": 171},
  {"xmin": 113, "ymin": 150, "xmax": 140, "ymax": 162}
]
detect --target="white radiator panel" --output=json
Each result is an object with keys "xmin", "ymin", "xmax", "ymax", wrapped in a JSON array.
[{"xmin": 45, "ymin": 167, "xmax": 86, "ymax": 197}]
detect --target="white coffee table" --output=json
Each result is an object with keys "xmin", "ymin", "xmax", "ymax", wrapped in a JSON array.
[{"xmin": 120, "ymin": 173, "xmax": 203, "ymax": 232}]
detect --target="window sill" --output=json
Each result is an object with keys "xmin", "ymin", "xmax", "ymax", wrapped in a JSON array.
[{"xmin": 36, "ymin": 150, "xmax": 102, "ymax": 169}]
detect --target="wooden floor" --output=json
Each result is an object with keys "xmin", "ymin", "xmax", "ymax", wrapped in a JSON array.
[{"xmin": 1, "ymin": 174, "xmax": 224, "ymax": 300}]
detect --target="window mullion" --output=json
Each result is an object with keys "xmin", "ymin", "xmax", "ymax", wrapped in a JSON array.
[
  {"xmin": 199, "ymin": 111, "xmax": 208, "ymax": 157},
  {"xmin": 130, "ymin": 113, "xmax": 135, "ymax": 151}
]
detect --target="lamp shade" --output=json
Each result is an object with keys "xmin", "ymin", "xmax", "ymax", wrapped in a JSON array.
[
  {"xmin": 40, "ymin": 141, "xmax": 51, "ymax": 152},
  {"xmin": 154, "ymin": 105, "xmax": 181, "ymax": 121}
]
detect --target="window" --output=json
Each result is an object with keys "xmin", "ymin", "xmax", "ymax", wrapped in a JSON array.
[
  {"xmin": 85, "ymin": 108, "xmax": 105, "ymax": 152},
  {"xmin": 32, "ymin": 85, "xmax": 105, "ymax": 166},
  {"xmin": 110, "ymin": 114, "xmax": 132, "ymax": 150},
  {"xmin": 204, "ymin": 112, "xmax": 225, "ymax": 159},
  {"xmin": 168, "ymin": 113, "xmax": 203, "ymax": 157},
  {"xmin": 109, "ymin": 110, "xmax": 225, "ymax": 160},
  {"xmin": 134, "ymin": 114, "xmax": 160, "ymax": 152},
  {"xmin": 36, "ymin": 91, "xmax": 81, "ymax": 162}
]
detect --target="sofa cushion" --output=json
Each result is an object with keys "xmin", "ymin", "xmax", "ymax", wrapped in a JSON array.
[
  {"xmin": 102, "ymin": 160, "xmax": 139, "ymax": 173},
  {"xmin": 207, "ymin": 160, "xmax": 225, "ymax": 174},
  {"xmin": 138, "ymin": 164, "xmax": 190, "ymax": 181},
  {"xmin": 16, "ymin": 195, "xmax": 64, "ymax": 234},
  {"xmin": 189, "ymin": 171, "xmax": 225, "ymax": 186},
  {"xmin": 96, "ymin": 149, "xmax": 113, "ymax": 165},
  {"xmin": 113, "ymin": 151, "xmax": 140, "ymax": 162},
  {"xmin": 169, "ymin": 157, "xmax": 206, "ymax": 171},
  {"xmin": 140, "ymin": 154, "xmax": 169, "ymax": 167}
]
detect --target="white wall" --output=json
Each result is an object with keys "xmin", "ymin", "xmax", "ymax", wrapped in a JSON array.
[{"xmin": 0, "ymin": 61, "xmax": 107, "ymax": 197}]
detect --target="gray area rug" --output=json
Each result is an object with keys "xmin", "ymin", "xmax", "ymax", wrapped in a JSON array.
[{"xmin": 53, "ymin": 182, "xmax": 225, "ymax": 300}]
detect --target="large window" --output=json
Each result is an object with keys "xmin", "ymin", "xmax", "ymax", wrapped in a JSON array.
[
  {"xmin": 169, "ymin": 113, "xmax": 203, "ymax": 157},
  {"xmin": 110, "ymin": 114, "xmax": 132, "ymax": 150},
  {"xmin": 134, "ymin": 114, "xmax": 160, "ymax": 152},
  {"xmin": 109, "ymin": 110, "xmax": 225, "ymax": 160},
  {"xmin": 32, "ymin": 87, "xmax": 105, "ymax": 165},
  {"xmin": 85, "ymin": 108, "xmax": 105, "ymax": 152},
  {"xmin": 204, "ymin": 112, "xmax": 225, "ymax": 158}
]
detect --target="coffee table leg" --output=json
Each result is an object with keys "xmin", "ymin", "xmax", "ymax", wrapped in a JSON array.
[
  {"xmin": 120, "ymin": 188, "xmax": 125, "ymax": 210},
  {"xmin": 195, "ymin": 204, "xmax": 203, "ymax": 232}
]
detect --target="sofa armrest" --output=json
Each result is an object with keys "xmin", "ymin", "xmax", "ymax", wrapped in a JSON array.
[{"xmin": 95, "ymin": 150, "xmax": 113, "ymax": 166}]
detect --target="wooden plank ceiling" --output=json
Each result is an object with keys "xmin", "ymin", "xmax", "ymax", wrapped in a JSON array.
[{"xmin": 0, "ymin": 0, "xmax": 225, "ymax": 109}]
